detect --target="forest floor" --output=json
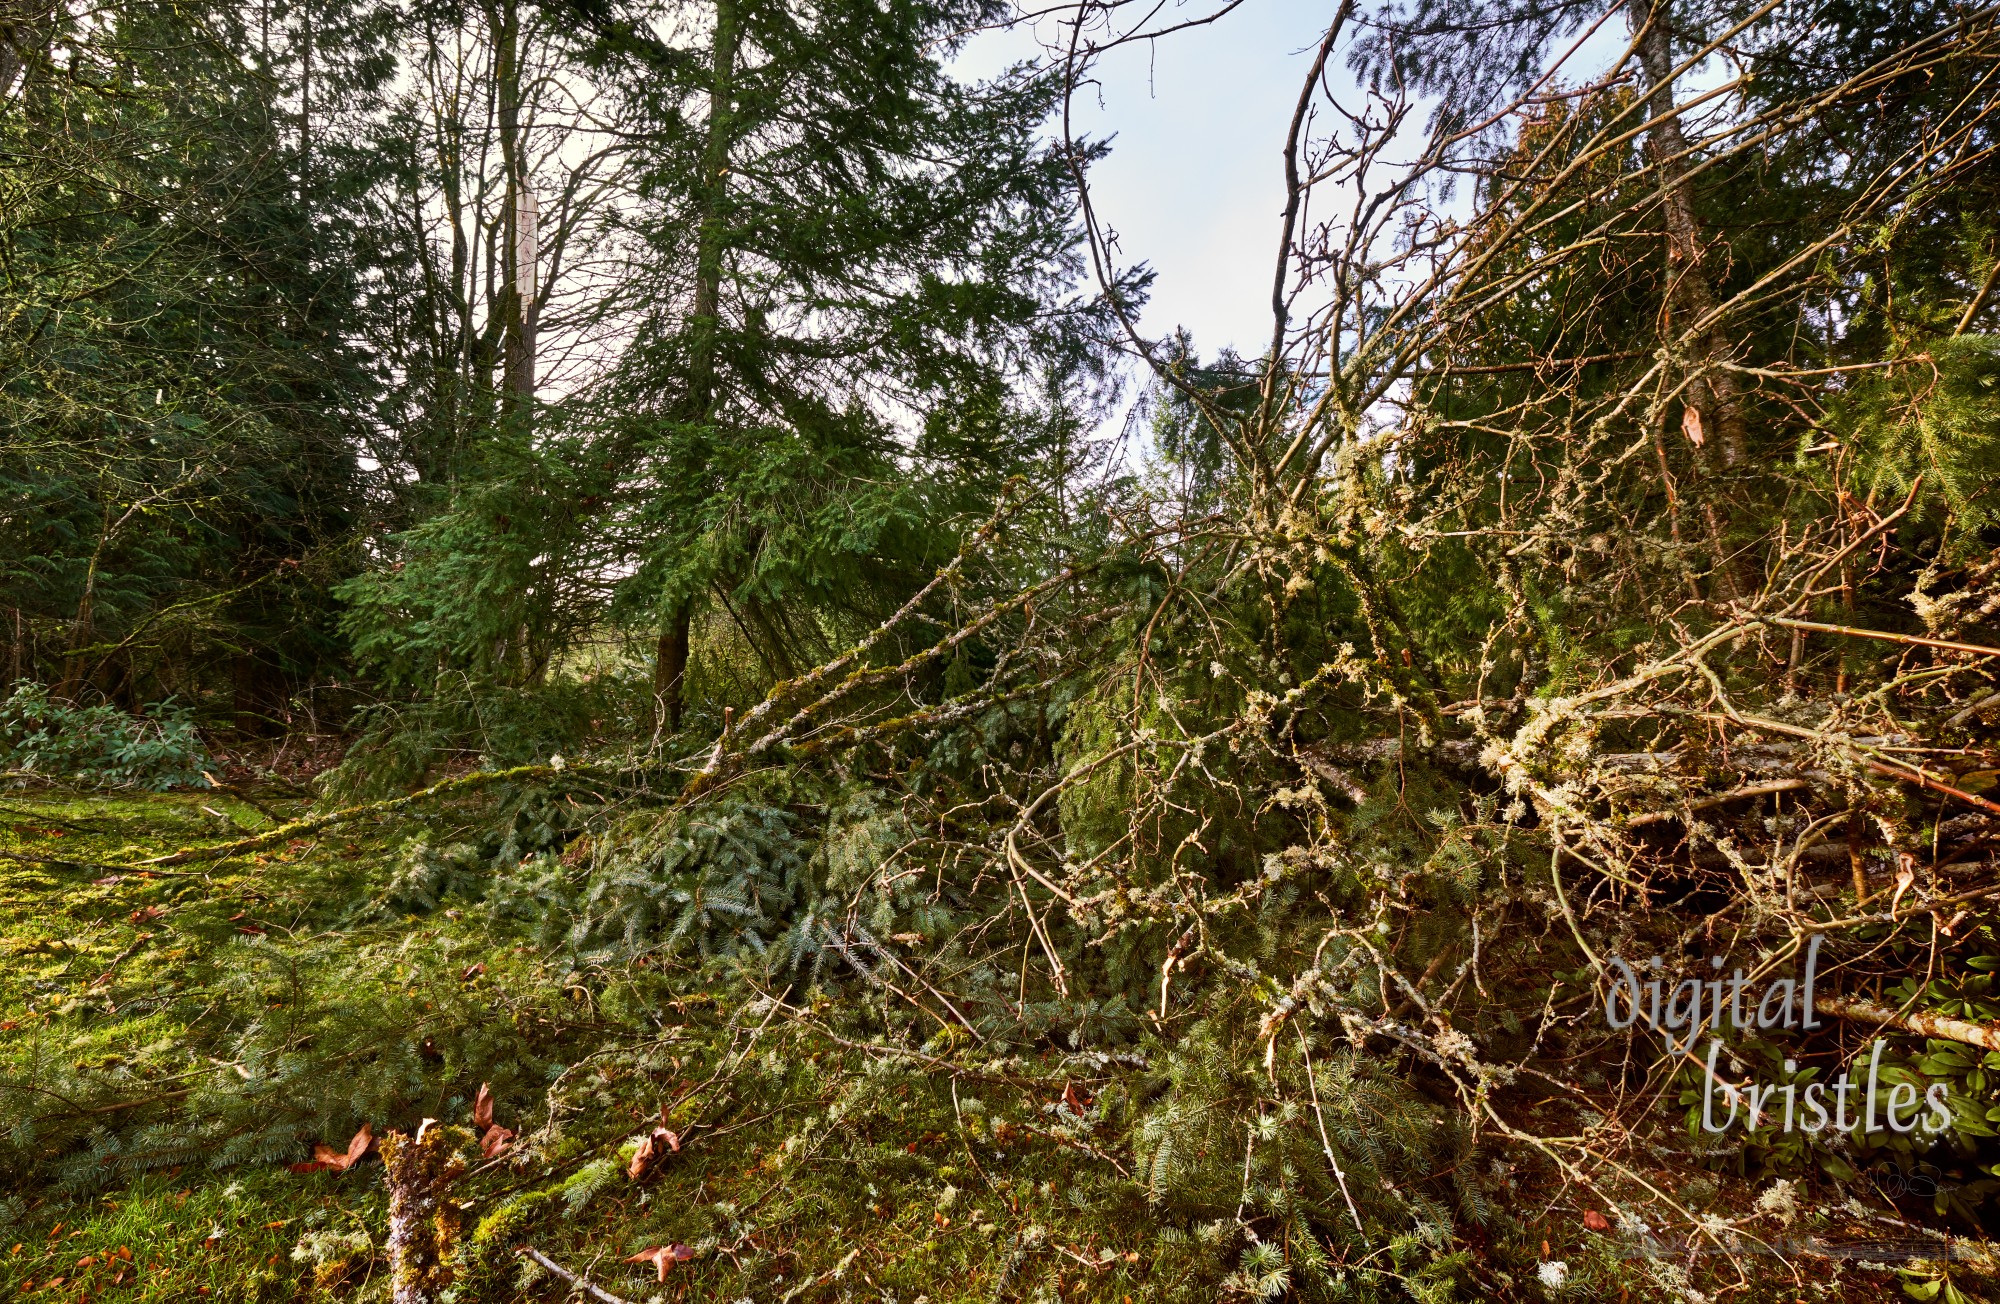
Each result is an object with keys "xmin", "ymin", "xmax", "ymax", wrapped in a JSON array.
[
  {"xmin": 0, "ymin": 788, "xmax": 1990, "ymax": 1303},
  {"xmin": 0, "ymin": 788, "xmax": 1189, "ymax": 1303}
]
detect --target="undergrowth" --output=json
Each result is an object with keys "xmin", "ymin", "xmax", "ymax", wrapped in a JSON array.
[{"xmin": 4, "ymin": 784, "xmax": 1992, "ymax": 1303}]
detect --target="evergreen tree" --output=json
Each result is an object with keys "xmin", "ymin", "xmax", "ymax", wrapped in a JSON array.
[
  {"xmin": 0, "ymin": 0, "xmax": 385, "ymax": 721},
  {"xmin": 602, "ymin": 0, "xmax": 1111, "ymax": 726}
]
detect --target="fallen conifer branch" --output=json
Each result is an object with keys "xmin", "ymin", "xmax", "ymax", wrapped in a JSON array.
[
  {"xmin": 135, "ymin": 762, "xmax": 572, "ymax": 867},
  {"xmin": 1621, "ymin": 778, "xmax": 1814, "ymax": 827}
]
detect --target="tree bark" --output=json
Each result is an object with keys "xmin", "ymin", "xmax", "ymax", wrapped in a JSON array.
[
  {"xmin": 1818, "ymin": 996, "xmax": 2000, "ymax": 1053},
  {"xmin": 381, "ymin": 1124, "xmax": 467, "ymax": 1304},
  {"xmin": 0, "ymin": 0, "xmax": 53, "ymax": 111},
  {"xmin": 687, "ymin": 0, "xmax": 738, "ymax": 418},
  {"xmin": 488, "ymin": 0, "xmax": 534, "ymax": 417},
  {"xmin": 653, "ymin": 604, "xmax": 691, "ymax": 734}
]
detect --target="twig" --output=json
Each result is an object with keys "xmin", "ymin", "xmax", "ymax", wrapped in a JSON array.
[
  {"xmin": 1758, "ymin": 615, "xmax": 2000, "ymax": 662},
  {"xmin": 516, "ymin": 1247, "xmax": 633, "ymax": 1304},
  {"xmin": 1296, "ymin": 1024, "xmax": 1369, "ymax": 1240},
  {"xmin": 1622, "ymin": 778, "xmax": 1812, "ymax": 828}
]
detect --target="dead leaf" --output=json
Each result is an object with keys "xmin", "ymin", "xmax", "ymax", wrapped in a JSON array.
[
  {"xmin": 130, "ymin": 906, "xmax": 164, "ymax": 925},
  {"xmin": 626, "ymin": 1124, "xmax": 681, "ymax": 1180},
  {"xmin": 469, "ymin": 1082, "xmax": 515, "ymax": 1157},
  {"xmin": 299, "ymin": 1123, "xmax": 374, "ymax": 1174},
  {"xmin": 1583, "ymin": 1209, "xmax": 1611, "ymax": 1232},
  {"xmin": 1681, "ymin": 405, "xmax": 1705, "ymax": 447},
  {"xmin": 1062, "ymin": 1082, "xmax": 1093, "ymax": 1115},
  {"xmin": 624, "ymin": 1244, "xmax": 695, "ymax": 1282},
  {"xmin": 460, "ymin": 961, "xmax": 485, "ymax": 982},
  {"xmin": 1891, "ymin": 852, "xmax": 1917, "ymax": 915},
  {"xmin": 480, "ymin": 1124, "xmax": 516, "ymax": 1159},
  {"xmin": 92, "ymin": 875, "xmax": 124, "ymax": 886}
]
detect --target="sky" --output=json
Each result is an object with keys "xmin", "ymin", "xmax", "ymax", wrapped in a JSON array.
[{"xmin": 956, "ymin": 2, "xmax": 1350, "ymax": 359}]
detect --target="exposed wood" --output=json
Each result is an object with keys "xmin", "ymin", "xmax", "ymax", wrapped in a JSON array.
[
  {"xmin": 1817, "ymin": 995, "xmax": 2000, "ymax": 1053},
  {"xmin": 1761, "ymin": 615, "xmax": 2000, "ymax": 662}
]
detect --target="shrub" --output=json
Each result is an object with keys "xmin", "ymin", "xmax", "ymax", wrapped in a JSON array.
[{"xmin": 0, "ymin": 681, "xmax": 210, "ymax": 790}]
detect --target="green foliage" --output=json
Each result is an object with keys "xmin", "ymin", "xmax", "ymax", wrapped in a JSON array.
[
  {"xmin": 0, "ymin": 0, "xmax": 380, "ymax": 709},
  {"xmin": 1835, "ymin": 335, "xmax": 2000, "ymax": 548},
  {"xmin": 0, "ymin": 682, "xmax": 209, "ymax": 789}
]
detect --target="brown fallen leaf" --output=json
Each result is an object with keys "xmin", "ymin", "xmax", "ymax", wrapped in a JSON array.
[
  {"xmin": 130, "ymin": 906, "xmax": 165, "ymax": 925},
  {"xmin": 626, "ymin": 1123, "xmax": 682, "ymax": 1180},
  {"xmin": 296, "ymin": 1123, "xmax": 374, "ymax": 1174},
  {"xmin": 1062, "ymin": 1082, "xmax": 1093, "ymax": 1114},
  {"xmin": 624, "ymin": 1243, "xmax": 695, "ymax": 1282},
  {"xmin": 471, "ymin": 1082, "xmax": 516, "ymax": 1157},
  {"xmin": 460, "ymin": 962, "xmax": 486, "ymax": 983},
  {"xmin": 1583, "ymin": 1209, "xmax": 1611, "ymax": 1232}
]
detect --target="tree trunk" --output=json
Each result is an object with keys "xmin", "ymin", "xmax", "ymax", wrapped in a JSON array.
[
  {"xmin": 0, "ymin": 0, "xmax": 53, "ymax": 110},
  {"xmin": 1627, "ymin": 0, "xmax": 1745, "ymax": 471},
  {"xmin": 489, "ymin": 0, "xmax": 534, "ymax": 419},
  {"xmin": 687, "ymin": 0, "xmax": 738, "ymax": 418},
  {"xmin": 234, "ymin": 653, "xmax": 265, "ymax": 738},
  {"xmin": 298, "ymin": 0, "xmax": 312, "ymax": 202},
  {"xmin": 653, "ymin": 604, "xmax": 691, "ymax": 734},
  {"xmin": 381, "ymin": 1125, "xmax": 466, "ymax": 1304}
]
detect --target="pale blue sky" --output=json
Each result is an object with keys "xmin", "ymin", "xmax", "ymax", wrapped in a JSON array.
[{"xmin": 959, "ymin": 2, "xmax": 1346, "ymax": 358}]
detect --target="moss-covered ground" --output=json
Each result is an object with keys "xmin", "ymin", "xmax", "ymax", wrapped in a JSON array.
[
  {"xmin": 0, "ymin": 790, "xmax": 1189, "ymax": 1303},
  {"xmin": 3, "ymin": 790, "xmax": 1994, "ymax": 1303}
]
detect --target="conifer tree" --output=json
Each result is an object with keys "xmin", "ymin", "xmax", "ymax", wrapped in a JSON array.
[{"xmin": 598, "ymin": 0, "xmax": 1110, "ymax": 727}]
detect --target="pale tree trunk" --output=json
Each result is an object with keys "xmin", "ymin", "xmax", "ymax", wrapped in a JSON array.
[
  {"xmin": 381, "ymin": 1125, "xmax": 466, "ymax": 1304},
  {"xmin": 490, "ymin": 0, "xmax": 535, "ymax": 417}
]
